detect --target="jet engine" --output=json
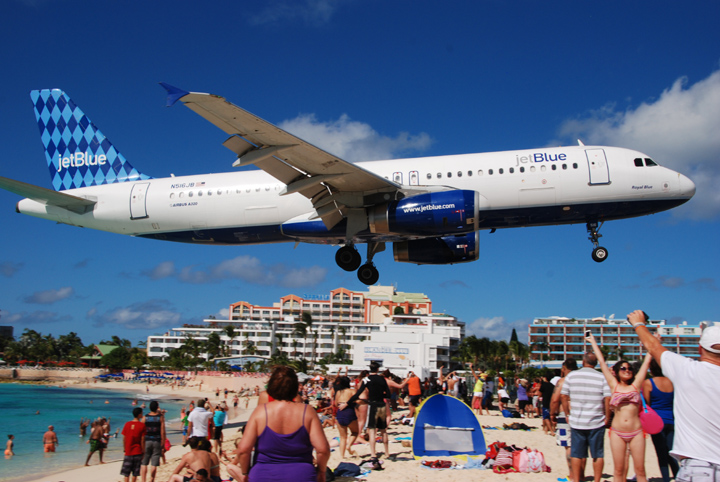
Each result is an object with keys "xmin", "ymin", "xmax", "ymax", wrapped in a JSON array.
[
  {"xmin": 393, "ymin": 232, "xmax": 479, "ymax": 265},
  {"xmin": 368, "ymin": 190, "xmax": 478, "ymax": 236}
]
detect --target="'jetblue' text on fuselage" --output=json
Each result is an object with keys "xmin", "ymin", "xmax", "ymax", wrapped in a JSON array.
[{"xmin": 515, "ymin": 152, "xmax": 567, "ymax": 167}]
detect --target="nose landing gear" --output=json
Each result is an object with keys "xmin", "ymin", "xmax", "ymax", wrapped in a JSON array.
[{"xmin": 587, "ymin": 221, "xmax": 608, "ymax": 263}]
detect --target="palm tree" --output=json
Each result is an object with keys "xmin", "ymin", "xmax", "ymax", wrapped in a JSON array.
[
  {"xmin": 531, "ymin": 340, "xmax": 550, "ymax": 362},
  {"xmin": 205, "ymin": 332, "xmax": 223, "ymax": 361},
  {"xmin": 338, "ymin": 326, "xmax": 347, "ymax": 356},
  {"xmin": 311, "ymin": 330, "xmax": 319, "ymax": 367},
  {"xmin": 223, "ymin": 325, "xmax": 237, "ymax": 356},
  {"xmin": 301, "ymin": 312, "xmax": 313, "ymax": 360},
  {"xmin": 293, "ymin": 322, "xmax": 307, "ymax": 359}
]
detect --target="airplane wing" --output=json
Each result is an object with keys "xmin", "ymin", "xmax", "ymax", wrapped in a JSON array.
[
  {"xmin": 161, "ymin": 83, "xmax": 402, "ymax": 230},
  {"xmin": 0, "ymin": 176, "xmax": 96, "ymax": 214}
]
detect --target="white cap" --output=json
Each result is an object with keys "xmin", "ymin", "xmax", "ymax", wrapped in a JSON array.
[{"xmin": 700, "ymin": 325, "xmax": 720, "ymax": 354}]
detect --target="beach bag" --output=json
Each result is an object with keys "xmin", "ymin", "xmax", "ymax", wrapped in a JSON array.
[
  {"xmin": 513, "ymin": 449, "xmax": 529, "ymax": 472},
  {"xmin": 493, "ymin": 448, "xmax": 518, "ymax": 474},
  {"xmin": 640, "ymin": 394, "xmax": 664, "ymax": 435},
  {"xmin": 485, "ymin": 441, "xmax": 506, "ymax": 460},
  {"xmin": 473, "ymin": 397, "xmax": 481, "ymax": 409},
  {"xmin": 526, "ymin": 449, "xmax": 546, "ymax": 473},
  {"xmin": 501, "ymin": 409, "xmax": 513, "ymax": 418}
]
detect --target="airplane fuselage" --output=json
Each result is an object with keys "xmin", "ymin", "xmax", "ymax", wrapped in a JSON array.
[{"xmin": 17, "ymin": 145, "xmax": 694, "ymax": 246}]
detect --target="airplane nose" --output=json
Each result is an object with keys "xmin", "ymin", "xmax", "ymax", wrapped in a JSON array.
[{"xmin": 678, "ymin": 173, "xmax": 696, "ymax": 199}]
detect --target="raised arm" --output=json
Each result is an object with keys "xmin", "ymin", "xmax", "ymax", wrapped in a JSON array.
[
  {"xmin": 587, "ymin": 332, "xmax": 617, "ymax": 390},
  {"xmin": 632, "ymin": 352, "xmax": 653, "ymax": 390},
  {"xmin": 470, "ymin": 363, "xmax": 479, "ymax": 382},
  {"xmin": 628, "ymin": 310, "xmax": 668, "ymax": 366}
]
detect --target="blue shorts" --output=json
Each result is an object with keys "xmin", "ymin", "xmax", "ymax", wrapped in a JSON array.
[
  {"xmin": 570, "ymin": 427, "xmax": 605, "ymax": 459},
  {"xmin": 542, "ymin": 408, "xmax": 550, "ymax": 420}
]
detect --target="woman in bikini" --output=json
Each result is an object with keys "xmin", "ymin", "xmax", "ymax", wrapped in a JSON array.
[
  {"xmin": 334, "ymin": 376, "xmax": 359, "ymax": 459},
  {"xmin": 353, "ymin": 370, "xmax": 370, "ymax": 440},
  {"xmin": 587, "ymin": 332, "xmax": 652, "ymax": 482}
]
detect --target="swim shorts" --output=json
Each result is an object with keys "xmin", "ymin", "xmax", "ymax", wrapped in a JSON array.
[{"xmin": 121, "ymin": 454, "xmax": 143, "ymax": 476}]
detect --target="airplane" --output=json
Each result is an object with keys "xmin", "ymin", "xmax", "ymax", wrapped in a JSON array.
[{"xmin": 0, "ymin": 84, "xmax": 696, "ymax": 285}]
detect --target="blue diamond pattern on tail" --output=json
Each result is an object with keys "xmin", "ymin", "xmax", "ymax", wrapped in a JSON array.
[{"xmin": 31, "ymin": 89, "xmax": 152, "ymax": 191}]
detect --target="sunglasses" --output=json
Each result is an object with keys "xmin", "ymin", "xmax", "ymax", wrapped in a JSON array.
[{"xmin": 619, "ymin": 366, "xmax": 633, "ymax": 372}]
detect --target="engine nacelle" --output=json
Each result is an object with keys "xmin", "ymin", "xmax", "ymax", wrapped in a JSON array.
[
  {"xmin": 393, "ymin": 232, "xmax": 479, "ymax": 265},
  {"xmin": 368, "ymin": 190, "xmax": 479, "ymax": 236}
]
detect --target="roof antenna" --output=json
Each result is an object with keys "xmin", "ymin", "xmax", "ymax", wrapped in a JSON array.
[{"xmin": 577, "ymin": 139, "xmax": 585, "ymax": 146}]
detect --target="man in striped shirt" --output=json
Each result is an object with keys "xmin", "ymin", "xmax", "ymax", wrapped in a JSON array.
[{"xmin": 560, "ymin": 352, "xmax": 611, "ymax": 482}]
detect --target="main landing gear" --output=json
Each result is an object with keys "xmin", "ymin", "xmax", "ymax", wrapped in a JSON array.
[
  {"xmin": 335, "ymin": 242, "xmax": 384, "ymax": 285},
  {"xmin": 587, "ymin": 221, "xmax": 608, "ymax": 262}
]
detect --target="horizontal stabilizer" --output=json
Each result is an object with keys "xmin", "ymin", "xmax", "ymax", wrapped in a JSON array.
[{"xmin": 0, "ymin": 176, "xmax": 95, "ymax": 214}]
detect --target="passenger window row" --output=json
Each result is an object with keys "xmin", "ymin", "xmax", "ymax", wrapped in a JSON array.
[
  {"xmin": 425, "ymin": 163, "xmax": 579, "ymax": 179},
  {"xmin": 168, "ymin": 185, "xmax": 279, "ymax": 199}
]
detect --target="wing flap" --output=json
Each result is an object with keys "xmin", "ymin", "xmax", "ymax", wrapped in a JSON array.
[{"xmin": 0, "ymin": 176, "xmax": 96, "ymax": 214}]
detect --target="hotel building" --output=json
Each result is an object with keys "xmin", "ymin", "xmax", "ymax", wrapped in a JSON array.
[
  {"xmin": 529, "ymin": 316, "xmax": 718, "ymax": 363},
  {"xmin": 146, "ymin": 285, "xmax": 438, "ymax": 362}
]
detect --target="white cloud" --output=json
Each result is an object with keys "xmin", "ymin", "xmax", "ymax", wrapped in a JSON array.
[
  {"xmin": 143, "ymin": 256, "xmax": 328, "ymax": 288},
  {"xmin": 557, "ymin": 69, "xmax": 720, "ymax": 219},
  {"xmin": 249, "ymin": 0, "xmax": 350, "ymax": 26},
  {"xmin": 23, "ymin": 287, "xmax": 74, "ymax": 305},
  {"xmin": 145, "ymin": 261, "xmax": 176, "ymax": 280},
  {"xmin": 0, "ymin": 309, "xmax": 71, "ymax": 325},
  {"xmin": 279, "ymin": 113, "xmax": 433, "ymax": 162},
  {"xmin": 89, "ymin": 300, "xmax": 182, "ymax": 330}
]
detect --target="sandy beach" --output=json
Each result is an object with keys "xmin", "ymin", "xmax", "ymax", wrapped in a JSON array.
[{"xmin": 24, "ymin": 377, "xmax": 667, "ymax": 482}]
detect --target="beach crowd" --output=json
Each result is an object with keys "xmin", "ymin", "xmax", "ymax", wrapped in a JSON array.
[{"xmin": 8, "ymin": 309, "xmax": 719, "ymax": 482}]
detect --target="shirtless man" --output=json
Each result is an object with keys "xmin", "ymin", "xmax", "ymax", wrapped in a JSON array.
[
  {"xmin": 43, "ymin": 425, "xmax": 58, "ymax": 452},
  {"xmin": 85, "ymin": 420, "xmax": 106, "ymax": 465},
  {"xmin": 168, "ymin": 437, "xmax": 213, "ymax": 482}
]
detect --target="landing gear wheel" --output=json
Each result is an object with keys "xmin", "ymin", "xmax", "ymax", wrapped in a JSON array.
[
  {"xmin": 336, "ymin": 246, "xmax": 361, "ymax": 272},
  {"xmin": 357, "ymin": 263, "xmax": 379, "ymax": 285},
  {"xmin": 592, "ymin": 246, "xmax": 608, "ymax": 263}
]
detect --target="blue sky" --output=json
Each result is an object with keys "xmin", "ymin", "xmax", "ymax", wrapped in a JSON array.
[{"xmin": 1, "ymin": 1, "xmax": 719, "ymax": 346}]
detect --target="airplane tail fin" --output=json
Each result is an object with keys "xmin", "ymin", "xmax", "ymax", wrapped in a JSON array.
[{"xmin": 30, "ymin": 89, "xmax": 151, "ymax": 191}]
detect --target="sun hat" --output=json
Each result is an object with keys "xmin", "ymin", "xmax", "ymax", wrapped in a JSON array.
[{"xmin": 700, "ymin": 325, "xmax": 720, "ymax": 354}]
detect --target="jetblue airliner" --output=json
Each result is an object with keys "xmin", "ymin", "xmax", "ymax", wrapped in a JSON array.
[{"xmin": 0, "ymin": 85, "xmax": 696, "ymax": 284}]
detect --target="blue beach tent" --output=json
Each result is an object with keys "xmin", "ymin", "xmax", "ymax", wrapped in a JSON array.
[{"xmin": 412, "ymin": 394, "xmax": 486, "ymax": 459}]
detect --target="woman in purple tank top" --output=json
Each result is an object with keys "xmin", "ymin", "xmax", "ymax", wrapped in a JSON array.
[{"xmin": 228, "ymin": 366, "xmax": 330, "ymax": 481}]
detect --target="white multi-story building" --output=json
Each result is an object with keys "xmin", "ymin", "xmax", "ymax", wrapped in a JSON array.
[
  {"xmin": 146, "ymin": 285, "xmax": 436, "ymax": 362},
  {"xmin": 337, "ymin": 313, "xmax": 465, "ymax": 379},
  {"xmin": 529, "ymin": 316, "xmax": 719, "ymax": 364}
]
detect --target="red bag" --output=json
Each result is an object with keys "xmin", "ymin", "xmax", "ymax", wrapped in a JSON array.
[{"xmin": 640, "ymin": 395, "xmax": 665, "ymax": 435}]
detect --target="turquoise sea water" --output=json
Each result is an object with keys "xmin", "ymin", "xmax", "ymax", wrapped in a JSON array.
[{"xmin": 0, "ymin": 382, "xmax": 188, "ymax": 482}]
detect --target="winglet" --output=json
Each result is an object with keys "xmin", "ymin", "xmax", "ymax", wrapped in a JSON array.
[{"xmin": 159, "ymin": 82, "xmax": 189, "ymax": 107}]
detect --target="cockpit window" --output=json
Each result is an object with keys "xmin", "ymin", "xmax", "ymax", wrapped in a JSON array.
[
  {"xmin": 645, "ymin": 158, "xmax": 658, "ymax": 167},
  {"xmin": 634, "ymin": 158, "xmax": 644, "ymax": 167}
]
